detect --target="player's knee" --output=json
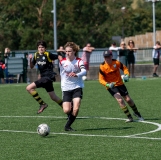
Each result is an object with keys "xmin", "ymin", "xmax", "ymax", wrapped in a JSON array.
[
  {"xmin": 63, "ymin": 108, "xmax": 70, "ymax": 114},
  {"xmin": 26, "ymin": 86, "xmax": 30, "ymax": 92}
]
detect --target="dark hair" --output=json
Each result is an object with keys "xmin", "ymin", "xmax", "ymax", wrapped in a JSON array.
[
  {"xmin": 37, "ymin": 40, "xmax": 47, "ymax": 48},
  {"xmin": 156, "ymin": 41, "xmax": 160, "ymax": 45},
  {"xmin": 128, "ymin": 40, "xmax": 135, "ymax": 46},
  {"xmin": 112, "ymin": 42, "xmax": 116, "ymax": 45}
]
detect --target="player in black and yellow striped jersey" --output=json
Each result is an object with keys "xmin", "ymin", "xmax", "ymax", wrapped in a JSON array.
[{"xmin": 26, "ymin": 40, "xmax": 63, "ymax": 114}]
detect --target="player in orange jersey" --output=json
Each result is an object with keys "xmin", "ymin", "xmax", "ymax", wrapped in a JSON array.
[{"xmin": 99, "ymin": 50, "xmax": 144, "ymax": 122}]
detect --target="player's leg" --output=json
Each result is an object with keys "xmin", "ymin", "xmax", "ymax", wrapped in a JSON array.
[
  {"xmin": 45, "ymin": 81, "xmax": 63, "ymax": 108},
  {"xmin": 48, "ymin": 91, "xmax": 63, "ymax": 108},
  {"xmin": 114, "ymin": 93, "xmax": 133, "ymax": 122},
  {"xmin": 123, "ymin": 95, "xmax": 144, "ymax": 121},
  {"xmin": 109, "ymin": 86, "xmax": 133, "ymax": 122},
  {"xmin": 26, "ymin": 81, "xmax": 47, "ymax": 114},
  {"xmin": 64, "ymin": 88, "xmax": 82, "ymax": 131}
]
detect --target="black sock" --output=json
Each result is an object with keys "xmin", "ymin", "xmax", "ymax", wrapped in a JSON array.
[
  {"xmin": 130, "ymin": 104, "xmax": 139, "ymax": 114},
  {"xmin": 65, "ymin": 114, "xmax": 76, "ymax": 128}
]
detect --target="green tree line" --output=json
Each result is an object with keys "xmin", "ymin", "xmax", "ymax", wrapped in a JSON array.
[{"xmin": 0, "ymin": 0, "xmax": 161, "ymax": 51}]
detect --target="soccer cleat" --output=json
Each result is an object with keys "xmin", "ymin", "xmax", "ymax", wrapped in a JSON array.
[
  {"xmin": 153, "ymin": 73, "xmax": 159, "ymax": 77},
  {"xmin": 37, "ymin": 103, "xmax": 48, "ymax": 114},
  {"xmin": 64, "ymin": 126, "xmax": 75, "ymax": 131},
  {"xmin": 125, "ymin": 117, "xmax": 133, "ymax": 123},
  {"xmin": 133, "ymin": 112, "xmax": 144, "ymax": 121}
]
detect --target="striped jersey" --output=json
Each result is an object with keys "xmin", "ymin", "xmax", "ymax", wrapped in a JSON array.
[{"xmin": 59, "ymin": 57, "xmax": 86, "ymax": 91}]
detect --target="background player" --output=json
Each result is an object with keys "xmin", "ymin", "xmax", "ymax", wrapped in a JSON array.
[{"xmin": 26, "ymin": 40, "xmax": 63, "ymax": 114}]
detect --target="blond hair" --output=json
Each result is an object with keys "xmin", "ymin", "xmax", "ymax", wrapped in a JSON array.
[{"xmin": 64, "ymin": 42, "xmax": 80, "ymax": 56}]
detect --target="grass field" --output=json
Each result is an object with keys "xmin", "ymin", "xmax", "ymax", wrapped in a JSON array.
[{"xmin": 1, "ymin": 78, "xmax": 161, "ymax": 160}]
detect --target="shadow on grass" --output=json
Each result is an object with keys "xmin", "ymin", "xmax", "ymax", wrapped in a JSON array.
[
  {"xmin": 143, "ymin": 118, "xmax": 161, "ymax": 121},
  {"xmin": 80, "ymin": 126, "xmax": 133, "ymax": 131}
]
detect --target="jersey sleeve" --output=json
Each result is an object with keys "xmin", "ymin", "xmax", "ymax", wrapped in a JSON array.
[
  {"xmin": 76, "ymin": 60, "xmax": 86, "ymax": 78},
  {"xmin": 49, "ymin": 52, "xmax": 58, "ymax": 60},
  {"xmin": 99, "ymin": 65, "xmax": 107, "ymax": 87}
]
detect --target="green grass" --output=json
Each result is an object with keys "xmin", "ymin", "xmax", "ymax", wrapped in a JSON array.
[{"xmin": 1, "ymin": 78, "xmax": 161, "ymax": 160}]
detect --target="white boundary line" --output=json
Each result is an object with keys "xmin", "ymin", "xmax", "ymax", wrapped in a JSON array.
[{"xmin": 0, "ymin": 116, "xmax": 161, "ymax": 140}]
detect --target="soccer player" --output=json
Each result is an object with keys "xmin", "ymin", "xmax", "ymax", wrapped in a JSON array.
[
  {"xmin": 26, "ymin": 40, "xmax": 63, "ymax": 114},
  {"xmin": 59, "ymin": 42, "xmax": 86, "ymax": 131},
  {"xmin": 99, "ymin": 50, "xmax": 144, "ymax": 122}
]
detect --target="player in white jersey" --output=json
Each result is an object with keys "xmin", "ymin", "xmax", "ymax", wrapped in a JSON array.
[{"xmin": 59, "ymin": 42, "xmax": 86, "ymax": 131}]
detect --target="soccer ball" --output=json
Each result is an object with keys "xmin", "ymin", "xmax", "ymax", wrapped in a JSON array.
[
  {"xmin": 37, "ymin": 123, "xmax": 50, "ymax": 137},
  {"xmin": 82, "ymin": 76, "xmax": 87, "ymax": 81}
]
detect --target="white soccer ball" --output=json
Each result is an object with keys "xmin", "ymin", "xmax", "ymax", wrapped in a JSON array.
[
  {"xmin": 37, "ymin": 123, "xmax": 50, "ymax": 137},
  {"xmin": 82, "ymin": 76, "xmax": 87, "ymax": 81}
]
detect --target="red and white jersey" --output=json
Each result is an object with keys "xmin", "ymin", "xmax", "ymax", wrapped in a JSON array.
[{"xmin": 59, "ymin": 57, "xmax": 86, "ymax": 91}]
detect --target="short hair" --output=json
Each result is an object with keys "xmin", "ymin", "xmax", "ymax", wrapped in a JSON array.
[
  {"xmin": 37, "ymin": 40, "xmax": 47, "ymax": 48},
  {"xmin": 156, "ymin": 41, "xmax": 160, "ymax": 45}
]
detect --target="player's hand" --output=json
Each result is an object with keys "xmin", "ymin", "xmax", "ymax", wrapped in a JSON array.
[
  {"xmin": 29, "ymin": 54, "xmax": 33, "ymax": 59},
  {"xmin": 67, "ymin": 72, "xmax": 77, "ymax": 77},
  {"xmin": 106, "ymin": 82, "xmax": 115, "ymax": 89},
  {"xmin": 122, "ymin": 74, "xmax": 129, "ymax": 82}
]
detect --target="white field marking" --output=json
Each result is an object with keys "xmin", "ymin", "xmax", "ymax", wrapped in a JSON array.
[{"xmin": 0, "ymin": 116, "xmax": 161, "ymax": 140}]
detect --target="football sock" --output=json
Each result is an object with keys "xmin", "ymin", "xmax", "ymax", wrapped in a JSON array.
[
  {"xmin": 130, "ymin": 104, "xmax": 139, "ymax": 114},
  {"xmin": 122, "ymin": 106, "xmax": 132, "ymax": 118},
  {"xmin": 57, "ymin": 99, "xmax": 63, "ymax": 107},
  {"xmin": 31, "ymin": 90, "xmax": 45, "ymax": 105},
  {"xmin": 65, "ymin": 114, "xmax": 76, "ymax": 128}
]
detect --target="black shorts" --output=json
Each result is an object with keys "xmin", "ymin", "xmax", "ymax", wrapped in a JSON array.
[
  {"xmin": 62, "ymin": 88, "xmax": 83, "ymax": 102},
  {"xmin": 127, "ymin": 56, "xmax": 135, "ymax": 64},
  {"xmin": 35, "ymin": 77, "xmax": 54, "ymax": 92},
  {"xmin": 108, "ymin": 84, "xmax": 129, "ymax": 97},
  {"xmin": 153, "ymin": 58, "xmax": 159, "ymax": 65},
  {"xmin": 0, "ymin": 71, "xmax": 4, "ymax": 78}
]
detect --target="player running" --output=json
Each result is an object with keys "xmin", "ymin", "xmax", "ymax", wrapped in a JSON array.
[
  {"xmin": 59, "ymin": 42, "xmax": 86, "ymax": 131},
  {"xmin": 99, "ymin": 50, "xmax": 144, "ymax": 122},
  {"xmin": 26, "ymin": 40, "xmax": 63, "ymax": 114}
]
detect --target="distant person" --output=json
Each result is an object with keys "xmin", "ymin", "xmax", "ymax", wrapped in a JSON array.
[
  {"xmin": 127, "ymin": 40, "xmax": 138, "ymax": 78},
  {"xmin": 109, "ymin": 42, "xmax": 119, "ymax": 60},
  {"xmin": 57, "ymin": 46, "xmax": 66, "ymax": 73},
  {"xmin": 4, "ymin": 47, "xmax": 14, "ymax": 83},
  {"xmin": 26, "ymin": 40, "xmax": 63, "ymax": 114},
  {"xmin": 81, "ymin": 43, "xmax": 95, "ymax": 80},
  {"xmin": 118, "ymin": 41, "xmax": 127, "ymax": 66},
  {"xmin": 99, "ymin": 50, "xmax": 144, "ymax": 122},
  {"xmin": 0, "ymin": 56, "xmax": 5, "ymax": 83},
  {"xmin": 152, "ymin": 41, "xmax": 161, "ymax": 77}
]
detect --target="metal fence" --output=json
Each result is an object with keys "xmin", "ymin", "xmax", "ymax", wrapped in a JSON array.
[{"xmin": 13, "ymin": 48, "xmax": 153, "ymax": 66}]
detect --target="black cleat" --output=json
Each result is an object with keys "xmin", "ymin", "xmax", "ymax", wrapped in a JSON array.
[
  {"xmin": 153, "ymin": 73, "xmax": 159, "ymax": 77},
  {"xmin": 37, "ymin": 103, "xmax": 48, "ymax": 114},
  {"xmin": 133, "ymin": 112, "xmax": 144, "ymax": 121},
  {"xmin": 64, "ymin": 126, "xmax": 75, "ymax": 131}
]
